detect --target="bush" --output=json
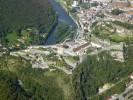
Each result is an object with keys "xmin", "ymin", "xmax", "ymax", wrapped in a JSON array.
[{"xmin": 111, "ymin": 9, "xmax": 124, "ymax": 15}]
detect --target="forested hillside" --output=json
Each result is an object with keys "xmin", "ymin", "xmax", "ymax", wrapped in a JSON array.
[
  {"xmin": 0, "ymin": 0, "xmax": 56, "ymax": 46},
  {"xmin": 0, "ymin": 71, "xmax": 29, "ymax": 100},
  {"xmin": 0, "ymin": 55, "xmax": 73, "ymax": 100},
  {"xmin": 72, "ymin": 42, "xmax": 133, "ymax": 100}
]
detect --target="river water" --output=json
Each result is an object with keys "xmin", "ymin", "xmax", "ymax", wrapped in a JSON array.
[{"xmin": 45, "ymin": 0, "xmax": 77, "ymax": 45}]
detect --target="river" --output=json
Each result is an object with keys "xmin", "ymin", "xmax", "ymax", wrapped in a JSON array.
[{"xmin": 45, "ymin": 0, "xmax": 77, "ymax": 45}]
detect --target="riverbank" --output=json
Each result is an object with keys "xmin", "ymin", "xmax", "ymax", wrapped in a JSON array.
[
  {"xmin": 56, "ymin": 0, "xmax": 79, "ymax": 28},
  {"xmin": 45, "ymin": 0, "xmax": 78, "ymax": 45},
  {"xmin": 48, "ymin": 0, "xmax": 77, "ymax": 27},
  {"xmin": 43, "ymin": 15, "xmax": 58, "ymax": 45},
  {"xmin": 55, "ymin": 0, "xmax": 81, "ymax": 39}
]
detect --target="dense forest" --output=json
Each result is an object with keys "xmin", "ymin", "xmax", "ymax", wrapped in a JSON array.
[
  {"xmin": 0, "ymin": 71, "xmax": 29, "ymax": 100},
  {"xmin": 72, "ymin": 42, "xmax": 133, "ymax": 100},
  {"xmin": 0, "ymin": 0, "xmax": 56, "ymax": 46}
]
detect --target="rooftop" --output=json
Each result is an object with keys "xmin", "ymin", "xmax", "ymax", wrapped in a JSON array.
[{"xmin": 125, "ymin": 10, "xmax": 133, "ymax": 15}]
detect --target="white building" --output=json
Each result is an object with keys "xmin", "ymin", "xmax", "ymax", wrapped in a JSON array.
[{"xmin": 72, "ymin": 0, "xmax": 79, "ymax": 7}]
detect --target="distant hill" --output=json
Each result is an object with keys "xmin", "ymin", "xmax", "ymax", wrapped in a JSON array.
[{"xmin": 0, "ymin": 0, "xmax": 56, "ymax": 46}]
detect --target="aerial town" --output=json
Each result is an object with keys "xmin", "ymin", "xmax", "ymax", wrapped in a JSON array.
[{"xmin": 0, "ymin": 0, "xmax": 133, "ymax": 99}]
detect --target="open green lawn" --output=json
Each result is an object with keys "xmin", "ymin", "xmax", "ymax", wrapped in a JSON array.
[
  {"xmin": 110, "ymin": 34, "xmax": 126, "ymax": 42},
  {"xmin": 110, "ymin": 34, "xmax": 133, "ymax": 43}
]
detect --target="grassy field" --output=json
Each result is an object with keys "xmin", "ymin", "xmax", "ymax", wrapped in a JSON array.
[{"xmin": 91, "ymin": 21, "xmax": 133, "ymax": 43}]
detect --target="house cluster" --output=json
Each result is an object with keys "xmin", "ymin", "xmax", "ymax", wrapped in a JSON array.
[
  {"xmin": 72, "ymin": 0, "xmax": 112, "ymax": 33},
  {"xmin": 105, "ymin": 1, "xmax": 133, "ymax": 23},
  {"xmin": 72, "ymin": 0, "xmax": 133, "ymax": 33},
  {"xmin": 77, "ymin": 8, "xmax": 98, "ymax": 32}
]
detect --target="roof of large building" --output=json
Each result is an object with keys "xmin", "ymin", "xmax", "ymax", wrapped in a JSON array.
[{"xmin": 73, "ymin": 42, "xmax": 90, "ymax": 52}]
